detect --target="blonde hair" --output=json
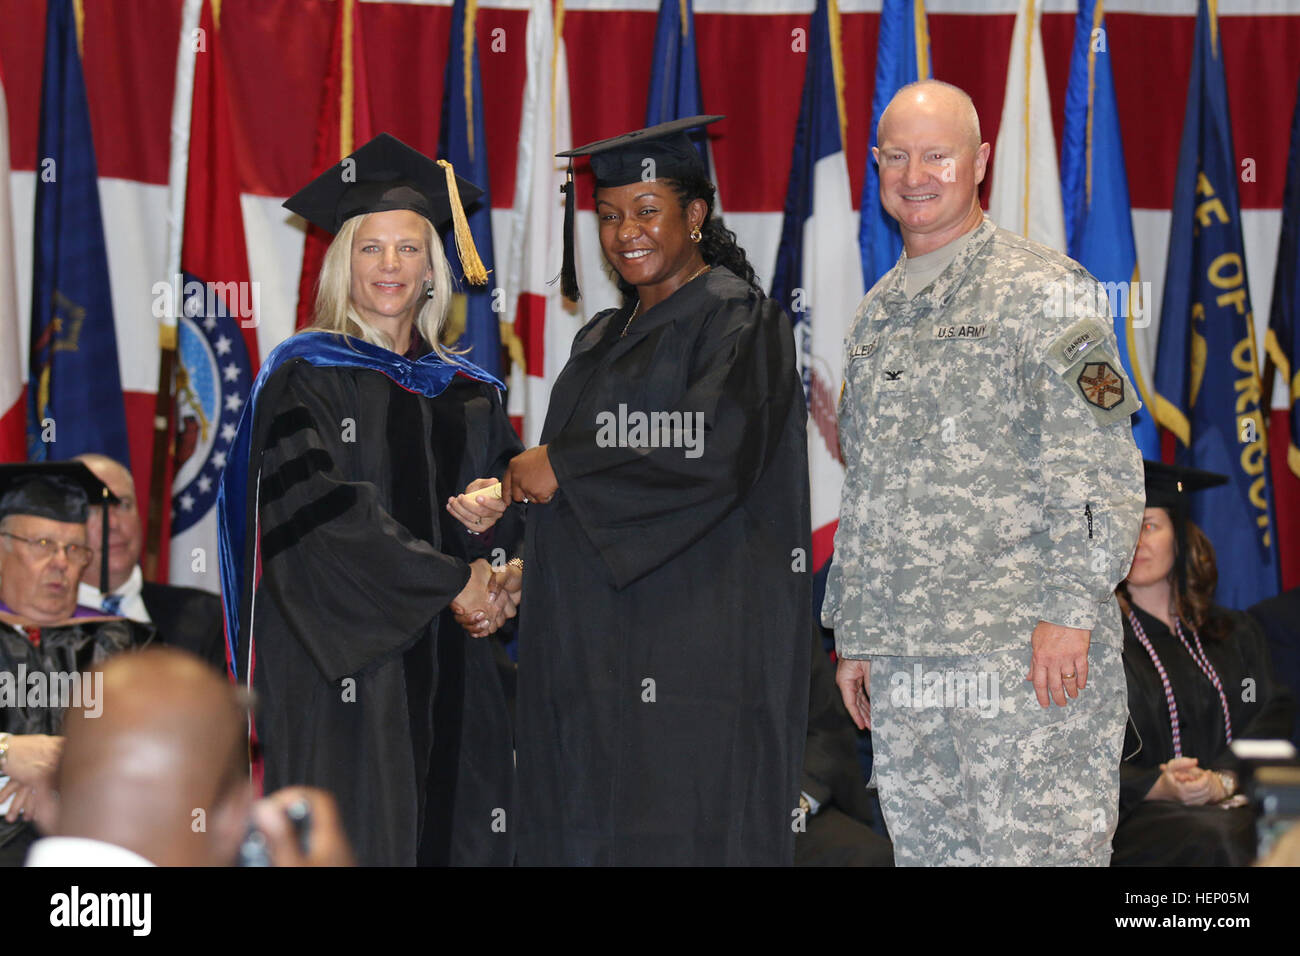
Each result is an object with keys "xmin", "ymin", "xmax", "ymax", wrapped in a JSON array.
[{"xmin": 305, "ymin": 212, "xmax": 462, "ymax": 358}]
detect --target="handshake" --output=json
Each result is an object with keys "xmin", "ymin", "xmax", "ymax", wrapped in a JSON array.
[
  {"xmin": 450, "ymin": 558, "xmax": 521, "ymax": 638},
  {"xmin": 446, "ymin": 478, "xmax": 521, "ymax": 638}
]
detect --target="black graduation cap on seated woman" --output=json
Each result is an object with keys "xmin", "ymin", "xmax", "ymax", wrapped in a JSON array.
[
  {"xmin": 1143, "ymin": 460, "xmax": 1228, "ymax": 515},
  {"xmin": 0, "ymin": 461, "xmax": 119, "ymax": 593},
  {"xmin": 282, "ymin": 132, "xmax": 489, "ymax": 284},
  {"xmin": 1141, "ymin": 460, "xmax": 1228, "ymax": 593},
  {"xmin": 554, "ymin": 115, "xmax": 724, "ymax": 302}
]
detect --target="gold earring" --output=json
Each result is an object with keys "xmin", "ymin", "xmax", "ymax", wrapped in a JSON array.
[{"xmin": 690, "ymin": 226, "xmax": 702, "ymax": 243}]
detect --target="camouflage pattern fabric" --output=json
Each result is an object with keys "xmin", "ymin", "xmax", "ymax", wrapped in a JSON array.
[
  {"xmin": 823, "ymin": 217, "xmax": 1144, "ymax": 658},
  {"xmin": 823, "ymin": 217, "xmax": 1145, "ymax": 865},
  {"xmin": 869, "ymin": 643, "xmax": 1127, "ymax": 866}
]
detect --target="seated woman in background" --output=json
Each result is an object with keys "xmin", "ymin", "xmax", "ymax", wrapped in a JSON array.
[{"xmin": 1112, "ymin": 461, "xmax": 1294, "ymax": 866}]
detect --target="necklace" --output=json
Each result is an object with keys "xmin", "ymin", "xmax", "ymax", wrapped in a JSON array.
[
  {"xmin": 620, "ymin": 302, "xmax": 640, "ymax": 338},
  {"xmin": 1126, "ymin": 607, "xmax": 1233, "ymax": 758},
  {"xmin": 620, "ymin": 263, "xmax": 712, "ymax": 338}
]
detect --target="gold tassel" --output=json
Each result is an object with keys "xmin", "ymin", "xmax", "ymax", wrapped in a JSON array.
[{"xmin": 436, "ymin": 159, "xmax": 489, "ymax": 285}]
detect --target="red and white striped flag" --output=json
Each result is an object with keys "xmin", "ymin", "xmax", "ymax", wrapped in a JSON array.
[
  {"xmin": 504, "ymin": 0, "xmax": 581, "ymax": 446},
  {"xmin": 0, "ymin": 71, "xmax": 25, "ymax": 460}
]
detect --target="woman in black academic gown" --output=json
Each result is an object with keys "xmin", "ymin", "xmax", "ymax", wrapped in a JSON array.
[
  {"xmin": 218, "ymin": 134, "xmax": 522, "ymax": 866},
  {"xmin": 1111, "ymin": 461, "xmax": 1294, "ymax": 866},
  {"xmin": 496, "ymin": 116, "xmax": 811, "ymax": 865}
]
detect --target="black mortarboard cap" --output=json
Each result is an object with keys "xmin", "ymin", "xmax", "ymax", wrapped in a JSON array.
[
  {"xmin": 1143, "ymin": 461, "xmax": 1229, "ymax": 516},
  {"xmin": 557, "ymin": 115, "xmax": 723, "ymax": 188},
  {"xmin": 283, "ymin": 133, "xmax": 489, "ymax": 283},
  {"xmin": 554, "ymin": 115, "xmax": 724, "ymax": 301},
  {"xmin": 0, "ymin": 461, "xmax": 119, "ymax": 592},
  {"xmin": 0, "ymin": 461, "xmax": 117, "ymax": 523}
]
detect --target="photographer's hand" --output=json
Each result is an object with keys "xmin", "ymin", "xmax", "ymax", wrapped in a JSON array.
[{"xmin": 253, "ymin": 786, "xmax": 355, "ymax": 867}]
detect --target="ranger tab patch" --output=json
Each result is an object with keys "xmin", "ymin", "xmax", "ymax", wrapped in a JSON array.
[
  {"xmin": 1048, "ymin": 318, "xmax": 1108, "ymax": 371},
  {"xmin": 1061, "ymin": 324, "xmax": 1103, "ymax": 363}
]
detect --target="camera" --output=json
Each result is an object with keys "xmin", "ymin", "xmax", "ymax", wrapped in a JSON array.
[{"xmin": 235, "ymin": 797, "xmax": 313, "ymax": 867}]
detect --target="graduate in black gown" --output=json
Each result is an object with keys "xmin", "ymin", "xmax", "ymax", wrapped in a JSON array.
[
  {"xmin": 218, "ymin": 135, "xmax": 521, "ymax": 866},
  {"xmin": 499, "ymin": 117, "xmax": 812, "ymax": 865},
  {"xmin": 1112, "ymin": 462, "xmax": 1294, "ymax": 866},
  {"xmin": 0, "ymin": 463, "xmax": 154, "ymax": 865}
]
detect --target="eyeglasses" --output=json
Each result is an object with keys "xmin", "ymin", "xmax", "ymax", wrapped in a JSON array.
[{"xmin": 0, "ymin": 532, "xmax": 94, "ymax": 566}]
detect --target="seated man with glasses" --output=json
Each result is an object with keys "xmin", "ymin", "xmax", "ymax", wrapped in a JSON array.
[{"xmin": 0, "ymin": 462, "xmax": 154, "ymax": 866}]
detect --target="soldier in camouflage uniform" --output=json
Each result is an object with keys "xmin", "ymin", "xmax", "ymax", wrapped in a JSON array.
[{"xmin": 824, "ymin": 80, "xmax": 1144, "ymax": 865}]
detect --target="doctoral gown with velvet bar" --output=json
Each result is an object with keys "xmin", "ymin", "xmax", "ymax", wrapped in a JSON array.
[
  {"xmin": 1112, "ymin": 603, "xmax": 1295, "ymax": 866},
  {"xmin": 245, "ymin": 356, "xmax": 521, "ymax": 867},
  {"xmin": 515, "ymin": 267, "xmax": 812, "ymax": 865}
]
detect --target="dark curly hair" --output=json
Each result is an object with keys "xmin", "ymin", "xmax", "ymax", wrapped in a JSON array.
[
  {"xmin": 1117, "ymin": 513, "xmax": 1228, "ymax": 641},
  {"xmin": 602, "ymin": 174, "xmax": 762, "ymax": 306}
]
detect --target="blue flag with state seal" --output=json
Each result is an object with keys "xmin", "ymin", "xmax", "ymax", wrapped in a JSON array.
[
  {"xmin": 27, "ymin": 0, "xmax": 129, "ymax": 464},
  {"xmin": 438, "ymin": 0, "xmax": 501, "ymax": 378},
  {"xmin": 858, "ymin": 0, "xmax": 929, "ymax": 289},
  {"xmin": 1153, "ymin": 0, "xmax": 1280, "ymax": 608},
  {"xmin": 645, "ymin": 0, "xmax": 711, "ymax": 177},
  {"xmin": 1061, "ymin": 0, "xmax": 1159, "ymax": 460}
]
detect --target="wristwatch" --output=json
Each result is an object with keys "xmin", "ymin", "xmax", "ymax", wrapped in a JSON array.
[
  {"xmin": 0, "ymin": 732, "xmax": 11, "ymax": 773},
  {"xmin": 1216, "ymin": 770, "xmax": 1238, "ymax": 799}
]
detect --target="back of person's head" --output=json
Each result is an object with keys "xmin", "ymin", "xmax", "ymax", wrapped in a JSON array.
[{"xmin": 54, "ymin": 648, "xmax": 250, "ymax": 866}]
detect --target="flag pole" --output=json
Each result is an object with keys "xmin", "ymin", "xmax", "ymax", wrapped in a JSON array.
[{"xmin": 143, "ymin": 0, "xmax": 203, "ymax": 582}]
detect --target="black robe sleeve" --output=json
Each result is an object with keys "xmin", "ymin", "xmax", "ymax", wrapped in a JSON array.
[
  {"xmin": 1118, "ymin": 736, "xmax": 1163, "ymax": 817},
  {"xmin": 140, "ymin": 582, "xmax": 226, "ymax": 673},
  {"xmin": 1248, "ymin": 587, "xmax": 1300, "ymax": 745},
  {"xmin": 0, "ymin": 617, "xmax": 152, "ymax": 852},
  {"xmin": 801, "ymin": 618, "xmax": 873, "ymax": 823},
  {"xmin": 441, "ymin": 379, "xmax": 526, "ymax": 566},
  {"xmin": 546, "ymin": 296, "xmax": 797, "ymax": 589},
  {"xmin": 1205, "ymin": 609, "xmax": 1295, "ymax": 772},
  {"xmin": 255, "ymin": 362, "xmax": 471, "ymax": 682}
]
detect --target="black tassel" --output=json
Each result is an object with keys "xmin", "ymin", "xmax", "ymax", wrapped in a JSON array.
[{"xmin": 559, "ymin": 163, "xmax": 581, "ymax": 302}]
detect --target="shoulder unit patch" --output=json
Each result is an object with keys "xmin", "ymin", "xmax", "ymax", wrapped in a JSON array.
[{"xmin": 1077, "ymin": 361, "xmax": 1126, "ymax": 410}]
